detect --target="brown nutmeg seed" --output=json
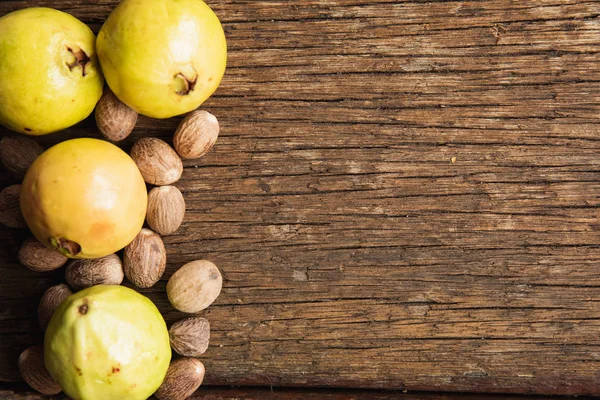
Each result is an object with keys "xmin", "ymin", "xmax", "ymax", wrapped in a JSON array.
[
  {"xmin": 123, "ymin": 228, "xmax": 166, "ymax": 288},
  {"xmin": 65, "ymin": 253, "xmax": 124, "ymax": 290},
  {"xmin": 146, "ymin": 185, "xmax": 185, "ymax": 235},
  {"xmin": 95, "ymin": 90, "xmax": 138, "ymax": 141},
  {"xmin": 18, "ymin": 346, "xmax": 62, "ymax": 395},
  {"xmin": 18, "ymin": 238, "xmax": 68, "ymax": 272},
  {"xmin": 38, "ymin": 284, "xmax": 73, "ymax": 331},
  {"xmin": 173, "ymin": 110, "xmax": 220, "ymax": 159},
  {"xmin": 130, "ymin": 137, "xmax": 183, "ymax": 185},
  {"xmin": 167, "ymin": 260, "xmax": 223, "ymax": 313},
  {"xmin": 0, "ymin": 135, "xmax": 43, "ymax": 179},
  {"xmin": 154, "ymin": 358, "xmax": 205, "ymax": 400},
  {"xmin": 169, "ymin": 317, "xmax": 210, "ymax": 357},
  {"xmin": 0, "ymin": 184, "xmax": 26, "ymax": 228}
]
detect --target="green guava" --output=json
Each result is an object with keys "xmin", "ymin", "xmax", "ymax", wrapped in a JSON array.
[
  {"xmin": 96, "ymin": 0, "xmax": 227, "ymax": 119},
  {"xmin": 0, "ymin": 7, "xmax": 103, "ymax": 135},
  {"xmin": 44, "ymin": 285, "xmax": 171, "ymax": 400}
]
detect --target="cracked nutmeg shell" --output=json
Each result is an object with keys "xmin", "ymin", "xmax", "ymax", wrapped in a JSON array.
[
  {"xmin": 0, "ymin": 136, "xmax": 43, "ymax": 179},
  {"xmin": 65, "ymin": 253, "xmax": 124, "ymax": 290},
  {"xmin": 18, "ymin": 346, "xmax": 62, "ymax": 395},
  {"xmin": 169, "ymin": 317, "xmax": 210, "ymax": 356},
  {"xmin": 154, "ymin": 358, "xmax": 205, "ymax": 400},
  {"xmin": 95, "ymin": 90, "xmax": 138, "ymax": 142},
  {"xmin": 123, "ymin": 228, "xmax": 167, "ymax": 288},
  {"xmin": 146, "ymin": 186, "xmax": 185, "ymax": 235},
  {"xmin": 130, "ymin": 138, "xmax": 183, "ymax": 186},
  {"xmin": 173, "ymin": 110, "xmax": 220, "ymax": 159},
  {"xmin": 18, "ymin": 237, "xmax": 68, "ymax": 272}
]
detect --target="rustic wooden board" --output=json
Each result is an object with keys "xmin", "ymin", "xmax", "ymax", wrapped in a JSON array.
[
  {"xmin": 0, "ymin": 384, "xmax": 572, "ymax": 400},
  {"xmin": 2, "ymin": 0, "xmax": 600, "ymax": 397}
]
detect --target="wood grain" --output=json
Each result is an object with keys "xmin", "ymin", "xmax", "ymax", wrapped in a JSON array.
[
  {"xmin": 1, "ymin": 0, "xmax": 600, "ymax": 397},
  {"xmin": 0, "ymin": 385, "xmax": 564, "ymax": 400}
]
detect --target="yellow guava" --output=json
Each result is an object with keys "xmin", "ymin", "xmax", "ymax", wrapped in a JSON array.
[
  {"xmin": 45, "ymin": 285, "xmax": 171, "ymax": 400},
  {"xmin": 20, "ymin": 138, "xmax": 147, "ymax": 259},
  {"xmin": 96, "ymin": 0, "xmax": 227, "ymax": 119},
  {"xmin": 0, "ymin": 7, "xmax": 103, "ymax": 135}
]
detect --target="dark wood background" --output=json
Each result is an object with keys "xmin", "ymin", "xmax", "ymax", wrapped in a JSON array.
[
  {"xmin": 2, "ymin": 385, "xmax": 583, "ymax": 400},
  {"xmin": 1, "ymin": 0, "xmax": 600, "ymax": 398}
]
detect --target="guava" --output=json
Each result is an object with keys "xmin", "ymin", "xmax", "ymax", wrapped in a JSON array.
[
  {"xmin": 96, "ymin": 0, "xmax": 226, "ymax": 119},
  {"xmin": 20, "ymin": 138, "xmax": 147, "ymax": 259},
  {"xmin": 0, "ymin": 8, "xmax": 103, "ymax": 135},
  {"xmin": 45, "ymin": 285, "xmax": 171, "ymax": 400}
]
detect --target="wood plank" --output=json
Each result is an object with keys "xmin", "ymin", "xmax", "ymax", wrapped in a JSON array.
[
  {"xmin": 1, "ymin": 0, "xmax": 600, "ymax": 396},
  {"xmin": 0, "ymin": 385, "xmax": 568, "ymax": 400}
]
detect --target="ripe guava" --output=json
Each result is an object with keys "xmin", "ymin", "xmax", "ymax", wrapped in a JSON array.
[
  {"xmin": 45, "ymin": 285, "xmax": 171, "ymax": 400},
  {"xmin": 96, "ymin": 0, "xmax": 226, "ymax": 119},
  {"xmin": 0, "ymin": 8, "xmax": 103, "ymax": 135},
  {"xmin": 20, "ymin": 138, "xmax": 147, "ymax": 259}
]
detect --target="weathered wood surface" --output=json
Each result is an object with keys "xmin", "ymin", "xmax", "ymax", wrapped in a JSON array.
[
  {"xmin": 2, "ymin": 0, "xmax": 600, "ymax": 397},
  {"xmin": 0, "ymin": 385, "xmax": 570, "ymax": 400}
]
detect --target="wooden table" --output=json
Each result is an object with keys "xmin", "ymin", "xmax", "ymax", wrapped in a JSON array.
[{"xmin": 1, "ymin": 0, "xmax": 600, "ymax": 398}]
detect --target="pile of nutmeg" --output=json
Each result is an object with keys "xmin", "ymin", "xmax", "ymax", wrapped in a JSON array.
[{"xmin": 0, "ymin": 90, "xmax": 221, "ymax": 400}]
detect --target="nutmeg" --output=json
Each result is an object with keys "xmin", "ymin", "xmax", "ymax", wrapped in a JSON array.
[
  {"xmin": 95, "ymin": 90, "xmax": 138, "ymax": 141},
  {"xmin": 146, "ymin": 185, "xmax": 185, "ymax": 235},
  {"xmin": 0, "ymin": 135, "xmax": 43, "ymax": 179},
  {"xmin": 123, "ymin": 228, "xmax": 167, "ymax": 288},
  {"xmin": 167, "ymin": 260, "xmax": 222, "ymax": 313},
  {"xmin": 18, "ymin": 237, "xmax": 68, "ymax": 272},
  {"xmin": 18, "ymin": 346, "xmax": 62, "ymax": 395},
  {"xmin": 173, "ymin": 110, "xmax": 219, "ymax": 159},
  {"xmin": 130, "ymin": 137, "xmax": 183, "ymax": 185},
  {"xmin": 65, "ymin": 253, "xmax": 124, "ymax": 290},
  {"xmin": 154, "ymin": 358, "xmax": 205, "ymax": 400},
  {"xmin": 169, "ymin": 317, "xmax": 210, "ymax": 356},
  {"xmin": 38, "ymin": 284, "xmax": 73, "ymax": 331},
  {"xmin": 0, "ymin": 184, "xmax": 26, "ymax": 228}
]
